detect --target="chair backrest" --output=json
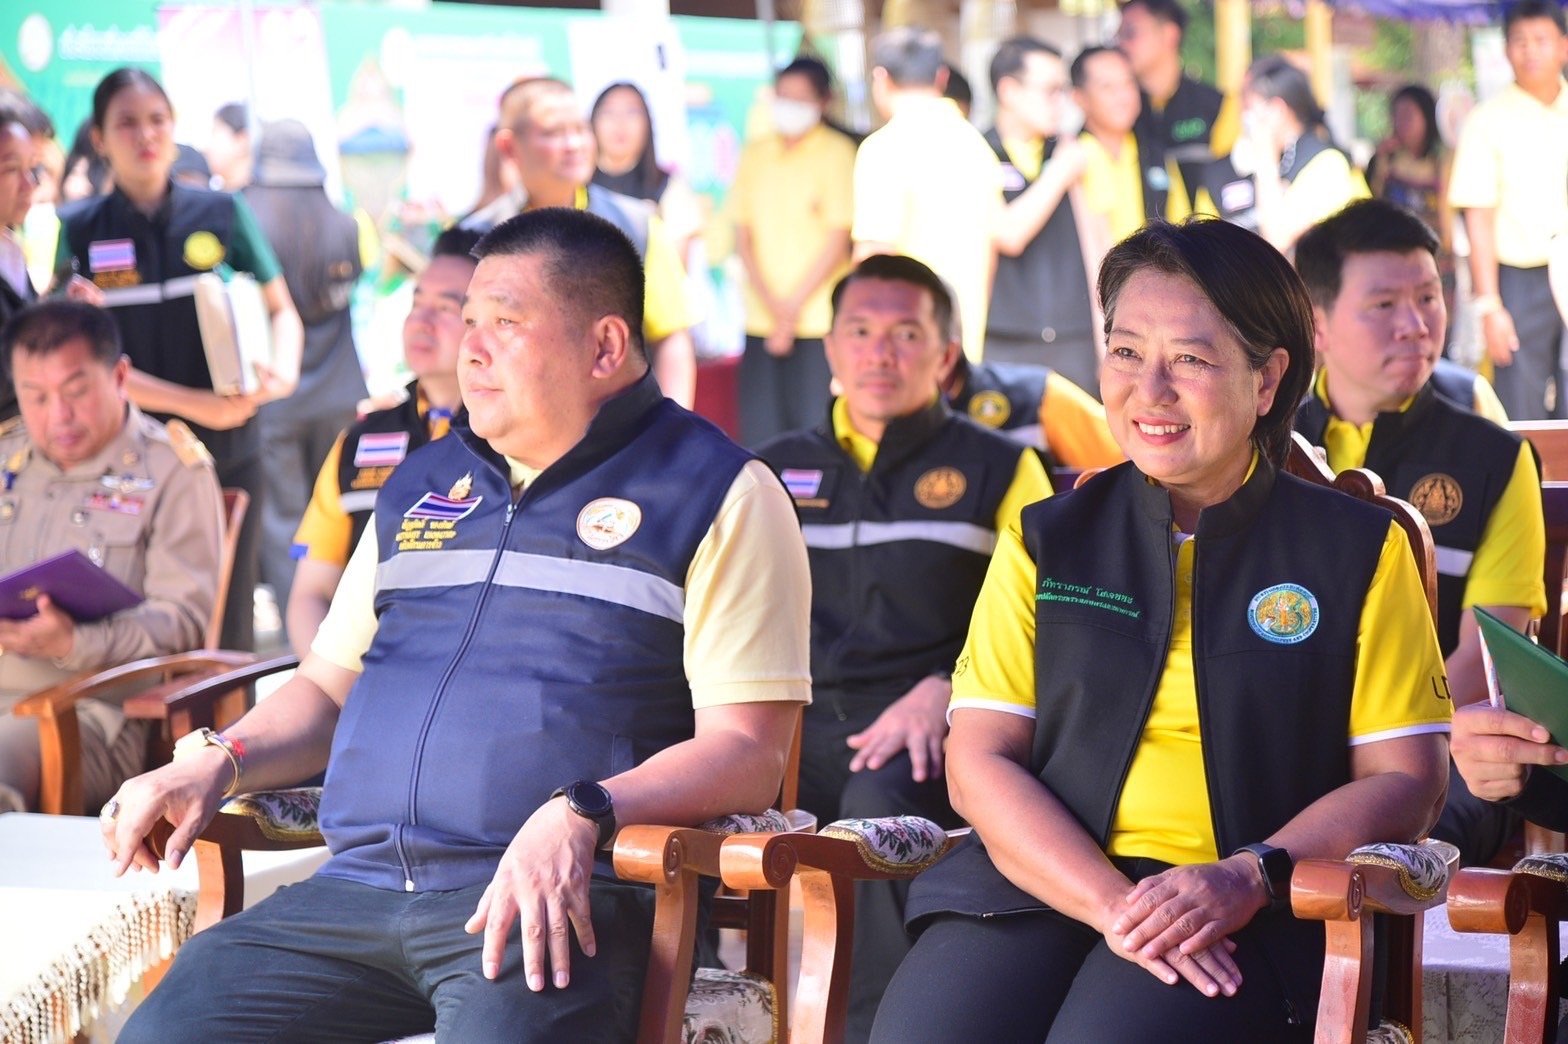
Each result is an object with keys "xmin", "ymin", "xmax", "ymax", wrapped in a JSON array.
[
  {"xmin": 1509, "ymin": 420, "xmax": 1568, "ymax": 483},
  {"xmin": 205, "ymin": 488, "xmax": 250, "ymax": 649}
]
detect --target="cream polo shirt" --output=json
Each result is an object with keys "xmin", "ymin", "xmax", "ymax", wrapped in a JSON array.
[{"xmin": 1448, "ymin": 79, "xmax": 1568, "ymax": 268}]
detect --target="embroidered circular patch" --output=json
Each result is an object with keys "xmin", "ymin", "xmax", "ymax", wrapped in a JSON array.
[
  {"xmin": 183, "ymin": 231, "xmax": 225, "ymax": 270},
  {"xmin": 577, "ymin": 497, "xmax": 642, "ymax": 550},
  {"xmin": 967, "ymin": 390, "xmax": 1011, "ymax": 428},
  {"xmin": 1408, "ymin": 472, "xmax": 1463, "ymax": 527},
  {"xmin": 914, "ymin": 467, "xmax": 967, "ymax": 509},
  {"xmin": 1248, "ymin": 583, "xmax": 1319, "ymax": 644}
]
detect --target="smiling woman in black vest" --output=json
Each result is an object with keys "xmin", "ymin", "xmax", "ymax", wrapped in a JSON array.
[{"xmin": 872, "ymin": 219, "xmax": 1452, "ymax": 1042}]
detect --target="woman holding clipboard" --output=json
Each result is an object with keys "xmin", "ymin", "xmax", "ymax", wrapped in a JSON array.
[{"xmin": 53, "ymin": 68, "xmax": 303, "ymax": 649}]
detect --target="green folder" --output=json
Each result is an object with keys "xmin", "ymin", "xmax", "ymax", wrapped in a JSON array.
[{"xmin": 1474, "ymin": 606, "xmax": 1568, "ymax": 782}]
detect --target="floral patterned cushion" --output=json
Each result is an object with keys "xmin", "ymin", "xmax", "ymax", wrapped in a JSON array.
[
  {"xmin": 682, "ymin": 968, "xmax": 778, "ymax": 1044},
  {"xmin": 819, "ymin": 816, "xmax": 949, "ymax": 874},
  {"xmin": 219, "ymin": 786, "xmax": 324, "ymax": 844},
  {"xmin": 1366, "ymin": 1018, "xmax": 1413, "ymax": 1044},
  {"xmin": 1514, "ymin": 851, "xmax": 1568, "ymax": 883},
  {"xmin": 1348, "ymin": 840, "xmax": 1456, "ymax": 902},
  {"xmin": 698, "ymin": 809, "xmax": 793, "ymax": 836}
]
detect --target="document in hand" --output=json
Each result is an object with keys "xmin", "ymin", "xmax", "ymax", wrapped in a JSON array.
[
  {"xmin": 194, "ymin": 271, "xmax": 271, "ymax": 395},
  {"xmin": 0, "ymin": 550, "xmax": 143, "ymax": 622},
  {"xmin": 1475, "ymin": 606, "xmax": 1568, "ymax": 782}
]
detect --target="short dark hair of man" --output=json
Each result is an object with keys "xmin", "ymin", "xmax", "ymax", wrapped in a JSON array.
[
  {"xmin": 871, "ymin": 27, "xmax": 946, "ymax": 87},
  {"xmin": 989, "ymin": 36, "xmax": 1063, "ymax": 94},
  {"xmin": 1120, "ymin": 0, "xmax": 1189, "ymax": 39},
  {"xmin": 943, "ymin": 64, "xmax": 973, "ymax": 109},
  {"xmin": 431, "ymin": 225, "xmax": 484, "ymax": 264},
  {"xmin": 830, "ymin": 254, "xmax": 958, "ymax": 345},
  {"xmin": 1071, "ymin": 45, "xmax": 1126, "ymax": 89},
  {"xmin": 778, "ymin": 55, "xmax": 833, "ymax": 100},
  {"xmin": 4, "ymin": 300, "xmax": 123, "ymax": 367},
  {"xmin": 1294, "ymin": 199, "xmax": 1442, "ymax": 312},
  {"xmin": 0, "ymin": 88, "xmax": 54, "ymax": 139},
  {"xmin": 498, "ymin": 76, "xmax": 574, "ymax": 136},
  {"xmin": 1505, "ymin": 0, "xmax": 1567, "ymax": 36},
  {"xmin": 1098, "ymin": 219, "xmax": 1316, "ymax": 466},
  {"xmin": 473, "ymin": 208, "xmax": 647, "ymax": 361}
]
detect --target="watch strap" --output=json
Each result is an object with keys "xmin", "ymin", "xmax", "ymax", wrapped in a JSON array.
[
  {"xmin": 552, "ymin": 781, "xmax": 617, "ymax": 850},
  {"xmin": 1235, "ymin": 842, "xmax": 1293, "ymax": 910}
]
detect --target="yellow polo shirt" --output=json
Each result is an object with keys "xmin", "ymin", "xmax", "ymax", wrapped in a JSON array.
[
  {"xmin": 728, "ymin": 125, "xmax": 857, "ymax": 339},
  {"xmin": 1448, "ymin": 80, "xmax": 1568, "ymax": 268},
  {"xmin": 1079, "ymin": 132, "xmax": 1190, "ymax": 244},
  {"xmin": 311, "ymin": 457, "xmax": 812, "ymax": 710},
  {"xmin": 1039, "ymin": 371, "xmax": 1125, "ymax": 470},
  {"xmin": 1315, "ymin": 372, "xmax": 1547, "ymax": 617},
  {"xmin": 950, "ymin": 463, "xmax": 1450, "ymax": 866},
  {"xmin": 1192, "ymin": 147, "xmax": 1369, "ymax": 232}
]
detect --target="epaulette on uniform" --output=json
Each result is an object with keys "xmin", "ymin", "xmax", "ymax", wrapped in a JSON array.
[{"xmin": 164, "ymin": 419, "xmax": 215, "ymax": 469}]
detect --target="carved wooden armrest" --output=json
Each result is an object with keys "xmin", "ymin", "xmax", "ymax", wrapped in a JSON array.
[
  {"xmin": 1293, "ymin": 840, "xmax": 1460, "ymax": 921},
  {"xmin": 138, "ymin": 653, "xmax": 299, "ymax": 722},
  {"xmin": 720, "ymin": 815, "xmax": 954, "ymax": 891},
  {"xmin": 1448, "ymin": 855, "xmax": 1568, "ymax": 934}
]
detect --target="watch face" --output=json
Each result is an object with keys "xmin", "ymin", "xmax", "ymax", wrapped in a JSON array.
[{"xmin": 568, "ymin": 781, "xmax": 613, "ymax": 819}]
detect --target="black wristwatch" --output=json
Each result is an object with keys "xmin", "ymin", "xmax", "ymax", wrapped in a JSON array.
[
  {"xmin": 552, "ymin": 780, "xmax": 617, "ymax": 850},
  {"xmin": 1235, "ymin": 843, "xmax": 1294, "ymax": 911}
]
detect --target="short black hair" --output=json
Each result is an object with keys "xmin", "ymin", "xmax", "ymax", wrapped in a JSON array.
[
  {"xmin": 778, "ymin": 55, "xmax": 833, "ymax": 100},
  {"xmin": 473, "ymin": 208, "xmax": 646, "ymax": 361},
  {"xmin": 1245, "ymin": 55, "xmax": 1324, "ymax": 129},
  {"xmin": 1071, "ymin": 45, "xmax": 1127, "ymax": 89},
  {"xmin": 830, "ymin": 254, "xmax": 958, "ymax": 345},
  {"xmin": 214, "ymin": 102, "xmax": 248, "ymax": 135},
  {"xmin": 1294, "ymin": 199, "xmax": 1441, "ymax": 311},
  {"xmin": 871, "ymin": 27, "xmax": 946, "ymax": 87},
  {"xmin": 1120, "ymin": 0, "xmax": 1189, "ymax": 38},
  {"xmin": 4, "ymin": 300, "xmax": 123, "ymax": 368},
  {"xmin": 1099, "ymin": 219, "xmax": 1315, "ymax": 466},
  {"xmin": 1505, "ymin": 0, "xmax": 1567, "ymax": 35},
  {"xmin": 0, "ymin": 88, "xmax": 54, "ymax": 139},
  {"xmin": 989, "ymin": 36, "xmax": 1062, "ymax": 94},
  {"xmin": 431, "ymin": 225, "xmax": 484, "ymax": 264},
  {"xmin": 92, "ymin": 68, "xmax": 171, "ymax": 131},
  {"xmin": 942, "ymin": 64, "xmax": 973, "ymax": 109}
]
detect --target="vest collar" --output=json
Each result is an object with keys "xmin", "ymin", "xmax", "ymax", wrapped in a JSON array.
[
  {"xmin": 822, "ymin": 394, "xmax": 951, "ymax": 476},
  {"xmin": 1131, "ymin": 449, "xmax": 1277, "ymax": 539}
]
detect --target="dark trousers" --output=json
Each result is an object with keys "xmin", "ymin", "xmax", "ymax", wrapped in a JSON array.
[
  {"xmin": 215, "ymin": 451, "xmax": 263, "ymax": 651},
  {"xmin": 799, "ymin": 695, "xmax": 963, "ymax": 1044},
  {"xmin": 736, "ymin": 335, "xmax": 832, "ymax": 448},
  {"xmin": 983, "ymin": 333, "xmax": 1101, "ymax": 400},
  {"xmin": 1496, "ymin": 264, "xmax": 1567, "ymax": 421},
  {"xmin": 872, "ymin": 875, "xmax": 1313, "ymax": 1043},
  {"xmin": 121, "ymin": 873, "xmax": 656, "ymax": 1043}
]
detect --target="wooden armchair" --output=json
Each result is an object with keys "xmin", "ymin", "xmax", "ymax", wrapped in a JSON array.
[{"xmin": 13, "ymin": 487, "xmax": 252, "ymax": 816}]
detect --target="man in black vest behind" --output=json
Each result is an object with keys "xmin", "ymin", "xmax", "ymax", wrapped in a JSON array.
[
  {"xmin": 106, "ymin": 208, "xmax": 812, "ymax": 1042},
  {"xmin": 983, "ymin": 36, "xmax": 1101, "ymax": 392},
  {"xmin": 1294, "ymin": 198, "xmax": 1546, "ymax": 864},
  {"xmin": 759, "ymin": 254, "xmax": 1052, "ymax": 1040}
]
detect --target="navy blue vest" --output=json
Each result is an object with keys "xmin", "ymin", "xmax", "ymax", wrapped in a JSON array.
[
  {"xmin": 332, "ymin": 382, "xmax": 433, "ymax": 561},
  {"xmin": 317, "ymin": 374, "xmax": 753, "ymax": 891},
  {"xmin": 758, "ymin": 399, "xmax": 1029, "ymax": 704},
  {"xmin": 1295, "ymin": 382, "xmax": 1530, "ymax": 656},
  {"xmin": 948, "ymin": 358, "xmax": 1054, "ymax": 460}
]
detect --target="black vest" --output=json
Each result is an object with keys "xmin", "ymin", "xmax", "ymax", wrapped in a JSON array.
[
  {"xmin": 948, "ymin": 358, "xmax": 1054, "ymax": 462},
  {"xmin": 982, "ymin": 129, "xmax": 1095, "ymax": 350},
  {"xmin": 758, "ymin": 400, "xmax": 1030, "ymax": 702},
  {"xmin": 1295, "ymin": 383, "xmax": 1531, "ymax": 655},
  {"xmin": 1135, "ymin": 75, "xmax": 1224, "ymax": 211},
  {"xmin": 1200, "ymin": 133, "xmax": 1337, "ymax": 233},
  {"xmin": 908, "ymin": 459, "xmax": 1417, "ymax": 1018},
  {"xmin": 333, "ymin": 382, "xmax": 434, "ymax": 558},
  {"xmin": 58, "ymin": 183, "xmax": 257, "ymax": 463}
]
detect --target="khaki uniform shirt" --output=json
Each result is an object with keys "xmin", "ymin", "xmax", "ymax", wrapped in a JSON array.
[{"xmin": 0, "ymin": 406, "xmax": 224, "ymax": 719}]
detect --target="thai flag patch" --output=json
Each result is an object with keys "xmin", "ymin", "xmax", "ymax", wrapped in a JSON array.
[
  {"xmin": 403, "ymin": 492, "xmax": 483, "ymax": 521},
  {"xmin": 88, "ymin": 239, "xmax": 137, "ymax": 272},
  {"xmin": 354, "ymin": 432, "xmax": 409, "ymax": 468},
  {"xmin": 780, "ymin": 468, "xmax": 823, "ymax": 499}
]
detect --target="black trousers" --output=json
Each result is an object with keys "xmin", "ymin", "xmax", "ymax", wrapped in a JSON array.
[
  {"xmin": 736, "ymin": 335, "xmax": 833, "ymax": 448},
  {"xmin": 872, "ymin": 872, "xmax": 1313, "ymax": 1043},
  {"xmin": 799, "ymin": 695, "xmax": 963, "ymax": 1043},
  {"xmin": 120, "ymin": 873, "xmax": 656, "ymax": 1043}
]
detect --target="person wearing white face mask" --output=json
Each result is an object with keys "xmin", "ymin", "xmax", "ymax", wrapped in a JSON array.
[{"xmin": 728, "ymin": 56, "xmax": 858, "ymax": 446}]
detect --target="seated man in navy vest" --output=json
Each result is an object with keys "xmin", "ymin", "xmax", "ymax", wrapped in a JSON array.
[
  {"xmin": 1294, "ymin": 198, "xmax": 1546, "ymax": 864},
  {"xmin": 758, "ymin": 254, "xmax": 1052, "ymax": 1041},
  {"xmin": 104, "ymin": 208, "xmax": 812, "ymax": 1042},
  {"xmin": 942, "ymin": 353, "xmax": 1124, "ymax": 470}
]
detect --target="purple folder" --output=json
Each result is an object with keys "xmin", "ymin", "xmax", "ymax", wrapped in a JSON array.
[{"xmin": 0, "ymin": 549, "xmax": 143, "ymax": 622}]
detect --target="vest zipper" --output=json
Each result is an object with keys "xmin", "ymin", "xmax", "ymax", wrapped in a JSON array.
[{"xmin": 394, "ymin": 482, "xmax": 520, "ymax": 892}]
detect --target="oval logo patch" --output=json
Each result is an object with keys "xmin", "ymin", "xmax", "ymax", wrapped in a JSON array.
[
  {"xmin": 1408, "ymin": 473, "xmax": 1463, "ymax": 527},
  {"xmin": 577, "ymin": 497, "xmax": 642, "ymax": 550},
  {"xmin": 968, "ymin": 390, "xmax": 1011, "ymax": 428},
  {"xmin": 914, "ymin": 467, "xmax": 967, "ymax": 509},
  {"xmin": 1248, "ymin": 583, "xmax": 1319, "ymax": 644},
  {"xmin": 183, "ymin": 230, "xmax": 225, "ymax": 270}
]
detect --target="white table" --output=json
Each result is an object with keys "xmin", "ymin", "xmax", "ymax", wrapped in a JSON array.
[
  {"xmin": 1423, "ymin": 903, "xmax": 1568, "ymax": 1042},
  {"xmin": 0, "ymin": 812, "xmax": 327, "ymax": 1044}
]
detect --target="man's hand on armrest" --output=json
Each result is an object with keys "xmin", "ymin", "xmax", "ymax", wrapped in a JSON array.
[{"xmin": 101, "ymin": 742, "xmax": 231, "ymax": 876}]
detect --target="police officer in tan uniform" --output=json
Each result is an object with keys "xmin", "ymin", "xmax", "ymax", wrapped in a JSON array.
[{"xmin": 0, "ymin": 300, "xmax": 223, "ymax": 813}]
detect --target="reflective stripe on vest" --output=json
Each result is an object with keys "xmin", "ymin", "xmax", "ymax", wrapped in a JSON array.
[
  {"xmin": 800, "ymin": 520, "xmax": 998, "ymax": 555},
  {"xmin": 339, "ymin": 489, "xmax": 378, "ymax": 514},
  {"xmin": 1435, "ymin": 545, "xmax": 1475, "ymax": 577},
  {"xmin": 99, "ymin": 272, "xmax": 204, "ymax": 308}
]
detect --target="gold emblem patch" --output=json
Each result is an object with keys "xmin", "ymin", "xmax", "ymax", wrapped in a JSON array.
[
  {"xmin": 914, "ymin": 467, "xmax": 967, "ymax": 509},
  {"xmin": 968, "ymin": 390, "xmax": 1011, "ymax": 428},
  {"xmin": 1408, "ymin": 473, "xmax": 1462, "ymax": 526},
  {"xmin": 448, "ymin": 473, "xmax": 474, "ymax": 500},
  {"xmin": 577, "ymin": 498, "xmax": 642, "ymax": 550},
  {"xmin": 183, "ymin": 231, "xmax": 225, "ymax": 270}
]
